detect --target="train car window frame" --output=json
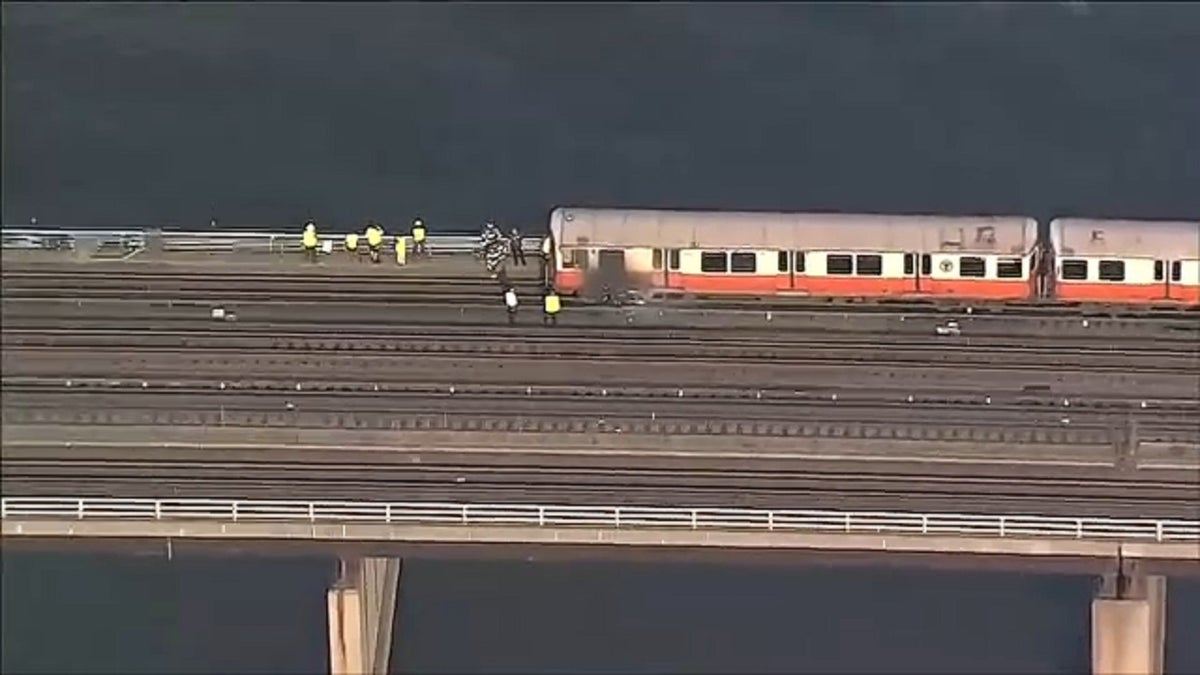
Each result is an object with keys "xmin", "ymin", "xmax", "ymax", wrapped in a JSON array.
[
  {"xmin": 700, "ymin": 251, "xmax": 729, "ymax": 273},
  {"xmin": 903, "ymin": 253, "xmax": 915, "ymax": 276},
  {"xmin": 1154, "ymin": 260, "xmax": 1164, "ymax": 281},
  {"xmin": 855, "ymin": 254, "xmax": 883, "ymax": 276},
  {"xmin": 1098, "ymin": 259, "xmax": 1125, "ymax": 282},
  {"xmin": 1060, "ymin": 259, "xmax": 1088, "ymax": 280},
  {"xmin": 652, "ymin": 249, "xmax": 663, "ymax": 271},
  {"xmin": 794, "ymin": 251, "xmax": 806, "ymax": 273},
  {"xmin": 730, "ymin": 252, "xmax": 757, "ymax": 274},
  {"xmin": 826, "ymin": 254, "xmax": 854, "ymax": 275},
  {"xmin": 996, "ymin": 258, "xmax": 1024, "ymax": 279},
  {"xmin": 959, "ymin": 256, "xmax": 986, "ymax": 278},
  {"xmin": 1171, "ymin": 261, "xmax": 1182, "ymax": 282},
  {"xmin": 577, "ymin": 249, "xmax": 590, "ymax": 270},
  {"xmin": 920, "ymin": 254, "xmax": 932, "ymax": 276},
  {"xmin": 777, "ymin": 251, "xmax": 789, "ymax": 273},
  {"xmin": 668, "ymin": 249, "xmax": 681, "ymax": 271},
  {"xmin": 561, "ymin": 248, "xmax": 578, "ymax": 269}
]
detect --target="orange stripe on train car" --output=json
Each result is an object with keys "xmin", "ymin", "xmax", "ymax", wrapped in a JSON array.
[{"xmin": 1054, "ymin": 281, "xmax": 1191, "ymax": 304}]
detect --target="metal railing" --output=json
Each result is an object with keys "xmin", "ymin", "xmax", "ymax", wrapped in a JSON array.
[
  {"xmin": 1, "ymin": 228, "xmax": 538, "ymax": 255},
  {"xmin": 2, "ymin": 498, "xmax": 1196, "ymax": 543}
]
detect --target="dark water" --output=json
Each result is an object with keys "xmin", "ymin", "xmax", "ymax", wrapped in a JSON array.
[
  {"xmin": 3, "ymin": 3, "xmax": 1199, "ymax": 228},
  {"xmin": 3, "ymin": 552, "xmax": 1200, "ymax": 674}
]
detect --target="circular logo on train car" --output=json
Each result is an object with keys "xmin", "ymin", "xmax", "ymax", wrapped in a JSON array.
[{"xmin": 939, "ymin": 259, "xmax": 954, "ymax": 273}]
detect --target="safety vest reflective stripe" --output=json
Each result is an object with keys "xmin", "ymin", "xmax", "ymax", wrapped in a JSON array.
[{"xmin": 544, "ymin": 294, "xmax": 561, "ymax": 314}]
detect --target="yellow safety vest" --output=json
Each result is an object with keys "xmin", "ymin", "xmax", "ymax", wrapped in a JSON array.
[
  {"xmin": 302, "ymin": 228, "xmax": 318, "ymax": 249},
  {"xmin": 345, "ymin": 233, "xmax": 359, "ymax": 251},
  {"xmin": 544, "ymin": 293, "xmax": 561, "ymax": 314},
  {"xmin": 366, "ymin": 227, "xmax": 382, "ymax": 247},
  {"xmin": 412, "ymin": 225, "xmax": 427, "ymax": 243}
]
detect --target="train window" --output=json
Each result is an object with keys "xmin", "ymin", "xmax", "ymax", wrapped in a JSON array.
[
  {"xmin": 826, "ymin": 254, "xmax": 854, "ymax": 275},
  {"xmin": 921, "ymin": 254, "xmax": 932, "ymax": 276},
  {"xmin": 997, "ymin": 258, "xmax": 1024, "ymax": 278},
  {"xmin": 1154, "ymin": 260, "xmax": 1164, "ymax": 281},
  {"xmin": 1171, "ymin": 261, "xmax": 1182, "ymax": 282},
  {"xmin": 561, "ymin": 249, "xmax": 577, "ymax": 269},
  {"xmin": 577, "ymin": 249, "xmax": 590, "ymax": 270},
  {"xmin": 730, "ymin": 252, "xmax": 757, "ymax": 273},
  {"xmin": 903, "ymin": 253, "xmax": 914, "ymax": 276},
  {"xmin": 700, "ymin": 251, "xmax": 728, "ymax": 273},
  {"xmin": 1061, "ymin": 259, "xmax": 1088, "ymax": 280},
  {"xmin": 1098, "ymin": 260, "xmax": 1125, "ymax": 282},
  {"xmin": 795, "ymin": 251, "xmax": 806, "ymax": 273},
  {"xmin": 959, "ymin": 256, "xmax": 986, "ymax": 278},
  {"xmin": 652, "ymin": 249, "xmax": 663, "ymax": 271},
  {"xmin": 668, "ymin": 249, "xmax": 681, "ymax": 271},
  {"xmin": 855, "ymin": 254, "xmax": 883, "ymax": 276},
  {"xmin": 777, "ymin": 251, "xmax": 789, "ymax": 273}
]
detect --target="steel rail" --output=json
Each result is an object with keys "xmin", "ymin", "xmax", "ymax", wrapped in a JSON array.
[
  {"xmin": 4, "ymin": 318, "xmax": 1197, "ymax": 354},
  {"xmin": 4, "ymin": 456, "xmax": 1193, "ymax": 502},
  {"xmin": 4, "ymin": 338, "xmax": 1197, "ymax": 376},
  {"xmin": 3, "ymin": 496, "xmax": 1196, "ymax": 544},
  {"xmin": 4, "ymin": 394, "xmax": 1194, "ymax": 447},
  {"xmin": 4, "ymin": 378, "xmax": 1196, "ymax": 414},
  {"xmin": 5, "ymin": 296, "xmax": 1199, "ymax": 339}
]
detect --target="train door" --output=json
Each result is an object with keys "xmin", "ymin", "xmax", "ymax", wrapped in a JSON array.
[
  {"xmin": 776, "ymin": 250, "xmax": 793, "ymax": 291},
  {"xmin": 597, "ymin": 248, "xmax": 628, "ymax": 291},
  {"xmin": 654, "ymin": 249, "xmax": 669, "ymax": 287},
  {"xmin": 916, "ymin": 253, "xmax": 932, "ymax": 293}
]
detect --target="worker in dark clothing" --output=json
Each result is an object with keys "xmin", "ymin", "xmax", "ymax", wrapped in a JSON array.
[
  {"xmin": 539, "ymin": 233, "xmax": 553, "ymax": 284},
  {"xmin": 510, "ymin": 227, "xmax": 526, "ymax": 266}
]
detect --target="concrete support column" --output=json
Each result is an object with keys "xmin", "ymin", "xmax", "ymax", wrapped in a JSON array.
[
  {"xmin": 1092, "ymin": 570, "xmax": 1166, "ymax": 675},
  {"xmin": 328, "ymin": 556, "xmax": 403, "ymax": 675}
]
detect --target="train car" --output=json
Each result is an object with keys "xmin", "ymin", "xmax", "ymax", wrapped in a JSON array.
[
  {"xmin": 548, "ymin": 206, "xmax": 1041, "ymax": 301},
  {"xmin": 1049, "ymin": 218, "xmax": 1200, "ymax": 305}
]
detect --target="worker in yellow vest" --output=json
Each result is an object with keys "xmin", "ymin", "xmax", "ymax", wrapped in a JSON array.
[
  {"xmin": 344, "ymin": 232, "xmax": 359, "ymax": 261},
  {"xmin": 543, "ymin": 286, "xmax": 561, "ymax": 326},
  {"xmin": 411, "ymin": 218, "xmax": 428, "ymax": 258},
  {"xmin": 394, "ymin": 235, "xmax": 407, "ymax": 266},
  {"xmin": 365, "ymin": 221, "xmax": 383, "ymax": 263},
  {"xmin": 302, "ymin": 221, "xmax": 318, "ymax": 263}
]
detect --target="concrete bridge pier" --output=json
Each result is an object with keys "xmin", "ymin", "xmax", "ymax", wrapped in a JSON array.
[
  {"xmin": 328, "ymin": 556, "xmax": 403, "ymax": 675},
  {"xmin": 1092, "ymin": 563, "xmax": 1166, "ymax": 675}
]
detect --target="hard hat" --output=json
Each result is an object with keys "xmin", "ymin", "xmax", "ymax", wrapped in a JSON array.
[{"xmin": 413, "ymin": 218, "xmax": 423, "ymax": 226}]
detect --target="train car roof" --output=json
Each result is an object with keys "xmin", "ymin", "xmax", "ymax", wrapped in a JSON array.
[
  {"xmin": 1049, "ymin": 218, "xmax": 1200, "ymax": 259},
  {"xmin": 549, "ymin": 207, "xmax": 1038, "ymax": 254}
]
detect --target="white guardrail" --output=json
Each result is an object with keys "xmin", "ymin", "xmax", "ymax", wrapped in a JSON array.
[
  {"xmin": 1, "ymin": 228, "xmax": 538, "ymax": 254},
  {"xmin": 2, "ymin": 498, "xmax": 1197, "ymax": 543}
]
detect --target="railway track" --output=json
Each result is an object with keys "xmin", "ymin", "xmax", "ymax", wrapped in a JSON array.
[
  {"xmin": 6, "ymin": 348, "xmax": 1195, "ymax": 403},
  {"xmin": 4, "ymin": 324, "xmax": 1198, "ymax": 370},
  {"xmin": 3, "ymin": 382, "xmax": 1196, "ymax": 446},
  {"xmin": 5, "ymin": 267, "xmax": 1199, "ymax": 319},
  {"xmin": 2, "ymin": 456, "xmax": 1195, "ymax": 519}
]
